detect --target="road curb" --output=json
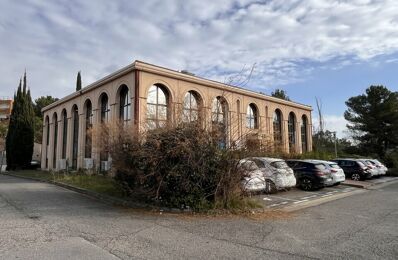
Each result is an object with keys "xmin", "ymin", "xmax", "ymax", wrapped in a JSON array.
[
  {"xmin": 1, "ymin": 172, "xmax": 191, "ymax": 213},
  {"xmin": 341, "ymin": 177, "xmax": 398, "ymax": 189}
]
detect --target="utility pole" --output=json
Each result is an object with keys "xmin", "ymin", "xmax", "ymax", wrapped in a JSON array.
[{"xmin": 333, "ymin": 131, "xmax": 338, "ymax": 158}]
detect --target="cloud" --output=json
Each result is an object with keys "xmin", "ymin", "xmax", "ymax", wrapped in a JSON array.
[
  {"xmin": 313, "ymin": 115, "xmax": 350, "ymax": 138},
  {"xmin": 0, "ymin": 0, "xmax": 398, "ymax": 99}
]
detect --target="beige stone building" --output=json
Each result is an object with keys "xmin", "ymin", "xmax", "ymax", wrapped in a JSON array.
[{"xmin": 41, "ymin": 60, "xmax": 312, "ymax": 171}]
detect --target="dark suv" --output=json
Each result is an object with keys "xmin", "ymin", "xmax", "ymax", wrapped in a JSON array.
[
  {"xmin": 286, "ymin": 160, "xmax": 333, "ymax": 190},
  {"xmin": 332, "ymin": 159, "xmax": 372, "ymax": 181}
]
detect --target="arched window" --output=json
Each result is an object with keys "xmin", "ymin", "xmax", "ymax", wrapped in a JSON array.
[
  {"xmin": 72, "ymin": 105, "xmax": 79, "ymax": 170},
  {"xmin": 100, "ymin": 93, "xmax": 110, "ymax": 123},
  {"xmin": 212, "ymin": 96, "xmax": 228, "ymax": 148},
  {"xmin": 182, "ymin": 91, "xmax": 200, "ymax": 123},
  {"xmin": 301, "ymin": 115, "xmax": 308, "ymax": 152},
  {"xmin": 61, "ymin": 109, "xmax": 67, "ymax": 159},
  {"xmin": 84, "ymin": 100, "xmax": 93, "ymax": 158},
  {"xmin": 237, "ymin": 100, "xmax": 241, "ymax": 136},
  {"xmin": 273, "ymin": 109, "xmax": 282, "ymax": 145},
  {"xmin": 147, "ymin": 84, "xmax": 168, "ymax": 129},
  {"xmin": 246, "ymin": 103, "xmax": 258, "ymax": 129},
  {"xmin": 53, "ymin": 113, "xmax": 58, "ymax": 168},
  {"xmin": 45, "ymin": 116, "xmax": 50, "ymax": 168},
  {"xmin": 119, "ymin": 85, "xmax": 131, "ymax": 124},
  {"xmin": 288, "ymin": 112, "xmax": 296, "ymax": 153}
]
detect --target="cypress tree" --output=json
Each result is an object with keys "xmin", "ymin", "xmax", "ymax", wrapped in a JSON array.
[
  {"xmin": 6, "ymin": 73, "xmax": 35, "ymax": 170},
  {"xmin": 76, "ymin": 71, "xmax": 82, "ymax": 91}
]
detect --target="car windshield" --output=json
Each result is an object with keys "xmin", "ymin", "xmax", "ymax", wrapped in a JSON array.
[
  {"xmin": 270, "ymin": 161, "xmax": 289, "ymax": 169},
  {"xmin": 329, "ymin": 163, "xmax": 340, "ymax": 169},
  {"xmin": 314, "ymin": 164, "xmax": 326, "ymax": 170}
]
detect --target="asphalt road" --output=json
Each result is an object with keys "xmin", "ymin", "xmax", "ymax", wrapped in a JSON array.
[{"xmin": 0, "ymin": 174, "xmax": 397, "ymax": 259}]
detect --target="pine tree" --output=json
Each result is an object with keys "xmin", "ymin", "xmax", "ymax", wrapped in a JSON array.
[
  {"xmin": 76, "ymin": 71, "xmax": 82, "ymax": 91},
  {"xmin": 6, "ymin": 73, "xmax": 35, "ymax": 170}
]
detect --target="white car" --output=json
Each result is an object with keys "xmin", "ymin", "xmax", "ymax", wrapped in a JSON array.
[
  {"xmin": 239, "ymin": 157, "xmax": 296, "ymax": 194},
  {"xmin": 238, "ymin": 159, "xmax": 266, "ymax": 193},
  {"xmin": 358, "ymin": 159, "xmax": 379, "ymax": 177},
  {"xmin": 311, "ymin": 160, "xmax": 345, "ymax": 185},
  {"xmin": 366, "ymin": 159, "xmax": 387, "ymax": 176}
]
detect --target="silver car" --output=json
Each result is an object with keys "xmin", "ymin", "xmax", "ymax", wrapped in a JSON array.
[
  {"xmin": 313, "ymin": 160, "xmax": 345, "ymax": 185},
  {"xmin": 240, "ymin": 157, "xmax": 296, "ymax": 194}
]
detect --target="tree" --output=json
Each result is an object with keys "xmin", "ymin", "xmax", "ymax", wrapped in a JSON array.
[
  {"xmin": 76, "ymin": 71, "xmax": 82, "ymax": 91},
  {"xmin": 32, "ymin": 96, "xmax": 58, "ymax": 143},
  {"xmin": 33, "ymin": 96, "xmax": 58, "ymax": 117},
  {"xmin": 344, "ymin": 85, "xmax": 398, "ymax": 158},
  {"xmin": 6, "ymin": 72, "xmax": 35, "ymax": 170},
  {"xmin": 271, "ymin": 89, "xmax": 290, "ymax": 101}
]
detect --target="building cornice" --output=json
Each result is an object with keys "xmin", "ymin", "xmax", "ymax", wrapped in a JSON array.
[
  {"xmin": 134, "ymin": 60, "xmax": 312, "ymax": 111},
  {"xmin": 42, "ymin": 60, "xmax": 312, "ymax": 113}
]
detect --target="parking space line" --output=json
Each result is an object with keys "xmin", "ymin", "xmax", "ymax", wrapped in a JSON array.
[
  {"xmin": 280, "ymin": 201, "xmax": 288, "ymax": 205},
  {"xmin": 293, "ymin": 200, "xmax": 309, "ymax": 204},
  {"xmin": 320, "ymin": 194, "xmax": 333, "ymax": 197},
  {"xmin": 268, "ymin": 203, "xmax": 281, "ymax": 207},
  {"xmin": 266, "ymin": 195, "xmax": 300, "ymax": 202},
  {"xmin": 301, "ymin": 195, "xmax": 317, "ymax": 200}
]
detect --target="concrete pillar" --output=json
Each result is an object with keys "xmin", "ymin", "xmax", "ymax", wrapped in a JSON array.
[
  {"xmin": 296, "ymin": 120, "xmax": 302, "ymax": 154},
  {"xmin": 66, "ymin": 116, "xmax": 73, "ymax": 169},
  {"xmin": 41, "ymin": 120, "xmax": 48, "ymax": 170},
  {"xmin": 55, "ymin": 118, "xmax": 62, "ymax": 171},
  {"xmin": 282, "ymin": 119, "xmax": 289, "ymax": 153},
  {"xmin": 77, "ymin": 112, "xmax": 85, "ymax": 169},
  {"xmin": 48, "ymin": 121, "xmax": 55, "ymax": 170}
]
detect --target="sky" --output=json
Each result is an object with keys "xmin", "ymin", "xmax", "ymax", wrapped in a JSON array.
[{"xmin": 1, "ymin": 0, "xmax": 398, "ymax": 137}]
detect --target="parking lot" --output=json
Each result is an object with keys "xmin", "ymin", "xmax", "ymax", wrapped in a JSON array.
[{"xmin": 253, "ymin": 176, "xmax": 397, "ymax": 210}]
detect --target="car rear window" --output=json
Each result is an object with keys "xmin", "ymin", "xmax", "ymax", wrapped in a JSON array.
[
  {"xmin": 357, "ymin": 161, "xmax": 365, "ymax": 167},
  {"xmin": 270, "ymin": 161, "xmax": 289, "ymax": 169},
  {"xmin": 329, "ymin": 163, "xmax": 340, "ymax": 169},
  {"xmin": 314, "ymin": 164, "xmax": 326, "ymax": 170}
]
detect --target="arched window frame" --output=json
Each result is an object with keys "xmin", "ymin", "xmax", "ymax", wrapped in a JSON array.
[
  {"xmin": 273, "ymin": 109, "xmax": 282, "ymax": 144},
  {"xmin": 71, "ymin": 105, "xmax": 79, "ymax": 170},
  {"xmin": 84, "ymin": 100, "xmax": 93, "ymax": 158},
  {"xmin": 100, "ymin": 93, "xmax": 110, "ymax": 123},
  {"xmin": 146, "ymin": 84, "xmax": 169, "ymax": 129},
  {"xmin": 119, "ymin": 85, "xmax": 131, "ymax": 124},
  {"xmin": 45, "ymin": 116, "xmax": 50, "ymax": 168},
  {"xmin": 288, "ymin": 112, "xmax": 296, "ymax": 153},
  {"xmin": 61, "ymin": 109, "xmax": 67, "ymax": 159},
  {"xmin": 301, "ymin": 115, "xmax": 308, "ymax": 152},
  {"xmin": 182, "ymin": 91, "xmax": 201, "ymax": 123},
  {"xmin": 246, "ymin": 103, "xmax": 258, "ymax": 129},
  {"xmin": 211, "ymin": 96, "xmax": 228, "ymax": 148}
]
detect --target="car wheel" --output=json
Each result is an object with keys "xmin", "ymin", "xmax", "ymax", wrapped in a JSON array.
[
  {"xmin": 351, "ymin": 173, "xmax": 361, "ymax": 181},
  {"xmin": 264, "ymin": 180, "xmax": 277, "ymax": 194},
  {"xmin": 300, "ymin": 178, "xmax": 313, "ymax": 191}
]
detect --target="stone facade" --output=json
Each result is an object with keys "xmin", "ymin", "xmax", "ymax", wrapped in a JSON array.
[{"xmin": 41, "ymin": 61, "xmax": 313, "ymax": 171}]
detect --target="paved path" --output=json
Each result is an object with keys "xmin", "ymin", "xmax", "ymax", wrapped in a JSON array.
[{"xmin": 0, "ymin": 174, "xmax": 397, "ymax": 259}]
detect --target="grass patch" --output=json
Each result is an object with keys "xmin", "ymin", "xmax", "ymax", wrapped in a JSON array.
[{"xmin": 8, "ymin": 170, "xmax": 125, "ymax": 198}]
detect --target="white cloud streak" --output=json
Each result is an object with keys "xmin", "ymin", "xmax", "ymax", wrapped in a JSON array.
[{"xmin": 0, "ymin": 0, "xmax": 398, "ymax": 100}]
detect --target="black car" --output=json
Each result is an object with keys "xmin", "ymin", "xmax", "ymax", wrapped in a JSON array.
[
  {"xmin": 332, "ymin": 159, "xmax": 372, "ymax": 181},
  {"xmin": 286, "ymin": 160, "xmax": 333, "ymax": 191}
]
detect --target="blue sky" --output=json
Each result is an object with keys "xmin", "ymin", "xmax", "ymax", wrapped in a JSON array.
[{"xmin": 1, "ymin": 0, "xmax": 397, "ymax": 137}]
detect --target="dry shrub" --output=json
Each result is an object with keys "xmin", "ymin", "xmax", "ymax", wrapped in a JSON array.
[{"xmin": 99, "ymin": 122, "xmax": 243, "ymax": 211}]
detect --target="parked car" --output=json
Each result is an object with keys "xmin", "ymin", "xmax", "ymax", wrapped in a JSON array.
[
  {"xmin": 357, "ymin": 159, "xmax": 379, "ymax": 177},
  {"xmin": 238, "ymin": 159, "xmax": 266, "ymax": 193},
  {"xmin": 332, "ymin": 159, "xmax": 372, "ymax": 181},
  {"xmin": 249, "ymin": 157, "xmax": 296, "ymax": 193},
  {"xmin": 286, "ymin": 160, "xmax": 333, "ymax": 191},
  {"xmin": 365, "ymin": 159, "xmax": 387, "ymax": 176},
  {"xmin": 311, "ymin": 160, "xmax": 345, "ymax": 186}
]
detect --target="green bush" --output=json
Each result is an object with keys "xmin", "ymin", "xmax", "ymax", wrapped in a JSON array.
[{"xmin": 108, "ymin": 123, "xmax": 242, "ymax": 211}]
